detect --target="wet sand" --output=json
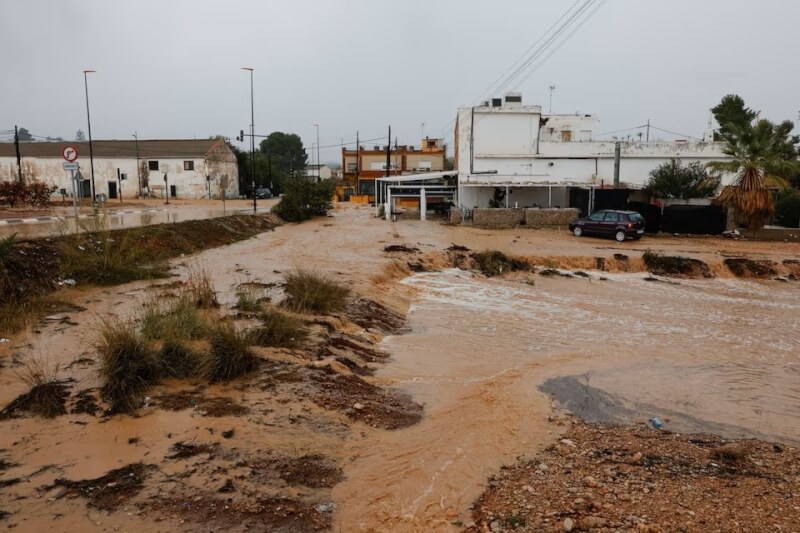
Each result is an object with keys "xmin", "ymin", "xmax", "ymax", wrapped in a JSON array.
[{"xmin": 1, "ymin": 204, "xmax": 799, "ymax": 531}]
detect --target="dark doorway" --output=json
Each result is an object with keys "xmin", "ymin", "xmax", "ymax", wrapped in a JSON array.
[
  {"xmin": 170, "ymin": 185, "xmax": 177, "ymax": 198},
  {"xmin": 108, "ymin": 182, "xmax": 117, "ymax": 199},
  {"xmin": 81, "ymin": 180, "xmax": 92, "ymax": 198}
]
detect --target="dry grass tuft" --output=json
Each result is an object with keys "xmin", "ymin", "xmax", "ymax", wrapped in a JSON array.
[
  {"xmin": 159, "ymin": 339, "xmax": 200, "ymax": 378},
  {"xmin": 140, "ymin": 297, "xmax": 208, "ymax": 341},
  {"xmin": 186, "ymin": 266, "xmax": 218, "ymax": 309},
  {"xmin": 1, "ymin": 358, "xmax": 69, "ymax": 419},
  {"xmin": 282, "ymin": 269, "xmax": 350, "ymax": 315},
  {"xmin": 246, "ymin": 308, "xmax": 308, "ymax": 348}
]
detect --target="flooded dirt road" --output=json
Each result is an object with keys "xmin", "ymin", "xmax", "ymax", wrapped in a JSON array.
[{"xmin": 2, "ymin": 205, "xmax": 799, "ymax": 531}]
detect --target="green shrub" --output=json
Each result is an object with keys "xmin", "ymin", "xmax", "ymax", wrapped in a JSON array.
[
  {"xmin": 159, "ymin": 339, "xmax": 199, "ymax": 378},
  {"xmin": 272, "ymin": 178, "xmax": 335, "ymax": 222},
  {"xmin": 235, "ymin": 286, "xmax": 263, "ymax": 313},
  {"xmin": 97, "ymin": 320, "xmax": 161, "ymax": 413},
  {"xmin": 282, "ymin": 268, "xmax": 350, "ymax": 314},
  {"xmin": 775, "ymin": 189, "xmax": 800, "ymax": 228},
  {"xmin": 201, "ymin": 322, "xmax": 259, "ymax": 382},
  {"xmin": 246, "ymin": 308, "xmax": 308, "ymax": 348}
]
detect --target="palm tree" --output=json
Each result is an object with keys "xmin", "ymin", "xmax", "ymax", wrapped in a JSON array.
[{"xmin": 709, "ymin": 96, "xmax": 800, "ymax": 235}]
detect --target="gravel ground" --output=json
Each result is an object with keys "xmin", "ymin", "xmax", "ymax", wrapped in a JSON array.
[{"xmin": 468, "ymin": 418, "xmax": 800, "ymax": 532}]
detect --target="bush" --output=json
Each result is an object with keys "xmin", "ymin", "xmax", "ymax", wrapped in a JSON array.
[
  {"xmin": 646, "ymin": 160, "xmax": 719, "ymax": 199},
  {"xmin": 272, "ymin": 178, "xmax": 335, "ymax": 222},
  {"xmin": 246, "ymin": 308, "xmax": 308, "ymax": 348},
  {"xmin": 201, "ymin": 322, "xmax": 259, "ymax": 382},
  {"xmin": 0, "ymin": 180, "xmax": 56, "ymax": 207},
  {"xmin": 471, "ymin": 250, "xmax": 529, "ymax": 276},
  {"xmin": 97, "ymin": 320, "xmax": 161, "ymax": 413},
  {"xmin": 282, "ymin": 268, "xmax": 350, "ymax": 314},
  {"xmin": 775, "ymin": 189, "xmax": 800, "ymax": 228}
]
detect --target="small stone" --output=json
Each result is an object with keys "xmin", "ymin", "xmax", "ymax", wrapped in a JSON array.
[
  {"xmin": 581, "ymin": 516, "xmax": 607, "ymax": 529},
  {"xmin": 560, "ymin": 439, "xmax": 577, "ymax": 447},
  {"xmin": 537, "ymin": 463, "xmax": 549, "ymax": 472},
  {"xmin": 353, "ymin": 402, "xmax": 365, "ymax": 410},
  {"xmin": 563, "ymin": 517, "xmax": 574, "ymax": 531},
  {"xmin": 490, "ymin": 520, "xmax": 503, "ymax": 532},
  {"xmin": 631, "ymin": 452, "xmax": 643, "ymax": 463},
  {"xmin": 583, "ymin": 475, "xmax": 599, "ymax": 488}
]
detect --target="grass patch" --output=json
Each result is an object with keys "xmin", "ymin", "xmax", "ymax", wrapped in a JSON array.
[
  {"xmin": 471, "ymin": 250, "xmax": 529, "ymax": 277},
  {"xmin": 0, "ymin": 358, "xmax": 69, "ymax": 419},
  {"xmin": 235, "ymin": 285, "xmax": 263, "ymax": 313},
  {"xmin": 0, "ymin": 233, "xmax": 17, "ymax": 262},
  {"xmin": 97, "ymin": 319, "xmax": 161, "ymax": 413},
  {"xmin": 282, "ymin": 269, "xmax": 350, "ymax": 314},
  {"xmin": 201, "ymin": 322, "xmax": 259, "ymax": 382},
  {"xmin": 0, "ymin": 296, "xmax": 85, "ymax": 336},
  {"xmin": 159, "ymin": 339, "xmax": 200, "ymax": 378},
  {"xmin": 186, "ymin": 266, "xmax": 218, "ymax": 308},
  {"xmin": 140, "ymin": 297, "xmax": 208, "ymax": 341},
  {"xmin": 246, "ymin": 308, "xmax": 308, "ymax": 348}
]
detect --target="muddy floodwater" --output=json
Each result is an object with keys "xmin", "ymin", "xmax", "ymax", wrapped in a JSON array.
[{"xmin": 1, "ymin": 205, "xmax": 799, "ymax": 531}]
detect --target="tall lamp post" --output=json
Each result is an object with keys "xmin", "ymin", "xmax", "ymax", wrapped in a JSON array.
[
  {"xmin": 242, "ymin": 67, "xmax": 256, "ymax": 213},
  {"xmin": 83, "ymin": 69, "xmax": 96, "ymax": 205},
  {"xmin": 313, "ymin": 124, "xmax": 320, "ymax": 181},
  {"xmin": 133, "ymin": 132, "xmax": 142, "ymax": 197}
]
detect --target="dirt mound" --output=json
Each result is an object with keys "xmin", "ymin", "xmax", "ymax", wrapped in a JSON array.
[
  {"xmin": 468, "ymin": 420, "xmax": 799, "ymax": 532},
  {"xmin": 309, "ymin": 366, "xmax": 423, "ymax": 430},
  {"xmin": 724, "ymin": 258, "xmax": 778, "ymax": 278},
  {"xmin": 344, "ymin": 297, "xmax": 407, "ymax": 334},
  {"xmin": 643, "ymin": 250, "xmax": 714, "ymax": 278},
  {"xmin": 52, "ymin": 463, "xmax": 156, "ymax": 511}
]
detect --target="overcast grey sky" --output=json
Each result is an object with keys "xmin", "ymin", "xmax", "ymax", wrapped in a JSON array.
[{"xmin": 1, "ymin": 0, "xmax": 798, "ymax": 163}]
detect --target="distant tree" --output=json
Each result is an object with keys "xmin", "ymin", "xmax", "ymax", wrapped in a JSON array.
[
  {"xmin": 445, "ymin": 156, "xmax": 455, "ymax": 171},
  {"xmin": 272, "ymin": 177, "xmax": 335, "ymax": 222},
  {"xmin": 75, "ymin": 129, "xmax": 86, "ymax": 141},
  {"xmin": 708, "ymin": 94, "xmax": 800, "ymax": 235},
  {"xmin": 646, "ymin": 160, "xmax": 719, "ymax": 199},
  {"xmin": 259, "ymin": 132, "xmax": 308, "ymax": 195},
  {"xmin": 17, "ymin": 128, "xmax": 32, "ymax": 142}
]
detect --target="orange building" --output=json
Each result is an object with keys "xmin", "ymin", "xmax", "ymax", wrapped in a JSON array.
[{"xmin": 342, "ymin": 138, "xmax": 446, "ymax": 196}]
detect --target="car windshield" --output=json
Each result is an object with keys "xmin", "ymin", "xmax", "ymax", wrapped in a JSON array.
[
  {"xmin": 628, "ymin": 213, "xmax": 644, "ymax": 222},
  {"xmin": 588, "ymin": 212, "xmax": 605, "ymax": 221}
]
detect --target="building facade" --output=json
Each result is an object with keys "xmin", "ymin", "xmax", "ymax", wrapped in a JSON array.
[
  {"xmin": 0, "ymin": 138, "xmax": 239, "ymax": 200},
  {"xmin": 342, "ymin": 138, "xmax": 447, "ymax": 196},
  {"xmin": 306, "ymin": 164, "xmax": 332, "ymax": 181},
  {"xmin": 454, "ymin": 93, "xmax": 732, "ymax": 211}
]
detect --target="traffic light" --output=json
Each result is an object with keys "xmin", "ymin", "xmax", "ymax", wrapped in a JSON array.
[{"xmin": 239, "ymin": 130, "xmax": 244, "ymax": 142}]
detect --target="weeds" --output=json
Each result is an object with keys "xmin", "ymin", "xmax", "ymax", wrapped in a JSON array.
[
  {"xmin": 0, "ymin": 233, "xmax": 17, "ymax": 262},
  {"xmin": 246, "ymin": 308, "xmax": 308, "ymax": 348},
  {"xmin": 283, "ymin": 269, "xmax": 350, "ymax": 314},
  {"xmin": 97, "ymin": 319, "xmax": 160, "ymax": 413},
  {"xmin": 235, "ymin": 285, "xmax": 262, "ymax": 313},
  {"xmin": 201, "ymin": 322, "xmax": 259, "ymax": 381},
  {"xmin": 186, "ymin": 266, "xmax": 218, "ymax": 308},
  {"xmin": 159, "ymin": 339, "xmax": 199, "ymax": 378},
  {"xmin": 471, "ymin": 250, "xmax": 529, "ymax": 277},
  {"xmin": 140, "ymin": 297, "xmax": 207, "ymax": 340},
  {"xmin": 0, "ymin": 358, "xmax": 68, "ymax": 419},
  {"xmin": 0, "ymin": 296, "xmax": 86, "ymax": 336}
]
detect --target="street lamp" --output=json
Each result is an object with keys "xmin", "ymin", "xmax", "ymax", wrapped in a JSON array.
[
  {"xmin": 241, "ymin": 67, "xmax": 256, "ymax": 213},
  {"xmin": 83, "ymin": 69, "xmax": 96, "ymax": 205},
  {"xmin": 133, "ymin": 132, "xmax": 141, "ymax": 197},
  {"xmin": 313, "ymin": 124, "xmax": 320, "ymax": 181}
]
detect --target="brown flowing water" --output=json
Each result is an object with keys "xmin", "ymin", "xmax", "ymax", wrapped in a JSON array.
[
  {"xmin": 2, "ymin": 205, "xmax": 799, "ymax": 532},
  {"xmin": 333, "ymin": 267, "xmax": 800, "ymax": 531}
]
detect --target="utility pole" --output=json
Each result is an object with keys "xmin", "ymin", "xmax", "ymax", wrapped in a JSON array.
[
  {"xmin": 13, "ymin": 125, "xmax": 22, "ymax": 182},
  {"xmin": 241, "ymin": 67, "xmax": 256, "ymax": 213},
  {"xmin": 646, "ymin": 119, "xmax": 650, "ymax": 142},
  {"xmin": 385, "ymin": 126, "xmax": 391, "ymax": 178},
  {"xmin": 613, "ymin": 141, "xmax": 621, "ymax": 189},
  {"xmin": 314, "ymin": 124, "xmax": 320, "ymax": 182},
  {"xmin": 83, "ymin": 69, "xmax": 97, "ymax": 206},
  {"xmin": 133, "ymin": 132, "xmax": 141, "ymax": 197},
  {"xmin": 355, "ymin": 130, "xmax": 360, "ymax": 194},
  {"xmin": 549, "ymin": 84, "xmax": 556, "ymax": 114}
]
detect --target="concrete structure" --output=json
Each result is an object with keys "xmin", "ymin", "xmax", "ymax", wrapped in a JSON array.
[
  {"xmin": 0, "ymin": 138, "xmax": 239, "ymax": 200},
  {"xmin": 342, "ymin": 138, "xmax": 447, "ymax": 196},
  {"xmin": 306, "ymin": 164, "xmax": 332, "ymax": 181},
  {"xmin": 454, "ymin": 92, "xmax": 732, "ymax": 212}
]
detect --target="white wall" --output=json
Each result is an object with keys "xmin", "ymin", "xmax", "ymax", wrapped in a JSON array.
[{"xmin": 0, "ymin": 155, "xmax": 238, "ymax": 200}]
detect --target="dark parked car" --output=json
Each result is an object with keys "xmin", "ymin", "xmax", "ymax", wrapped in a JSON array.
[
  {"xmin": 254, "ymin": 187, "xmax": 272, "ymax": 199},
  {"xmin": 569, "ymin": 209, "xmax": 646, "ymax": 242}
]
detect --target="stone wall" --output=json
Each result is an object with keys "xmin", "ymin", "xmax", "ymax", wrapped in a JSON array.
[
  {"xmin": 473, "ymin": 208, "xmax": 526, "ymax": 229},
  {"xmin": 449, "ymin": 207, "xmax": 462, "ymax": 225},
  {"xmin": 525, "ymin": 208, "xmax": 579, "ymax": 229}
]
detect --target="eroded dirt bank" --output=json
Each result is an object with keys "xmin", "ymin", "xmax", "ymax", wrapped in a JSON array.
[{"xmin": 2, "ymin": 205, "xmax": 800, "ymax": 532}]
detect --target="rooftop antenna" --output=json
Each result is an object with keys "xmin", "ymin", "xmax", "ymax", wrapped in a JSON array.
[{"xmin": 548, "ymin": 84, "xmax": 556, "ymax": 114}]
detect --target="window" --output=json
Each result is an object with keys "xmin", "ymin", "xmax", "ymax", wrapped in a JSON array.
[
  {"xmin": 629, "ymin": 213, "xmax": 644, "ymax": 222},
  {"xmin": 427, "ymin": 140, "xmax": 437, "ymax": 148},
  {"xmin": 418, "ymin": 161, "xmax": 432, "ymax": 170},
  {"xmin": 561, "ymin": 130, "xmax": 572, "ymax": 142},
  {"xmin": 604, "ymin": 212, "xmax": 620, "ymax": 222},
  {"xmin": 183, "ymin": 160, "xmax": 194, "ymax": 171},
  {"xmin": 618, "ymin": 214, "xmax": 630, "ymax": 222},
  {"xmin": 347, "ymin": 162, "xmax": 357, "ymax": 172},
  {"xmin": 588, "ymin": 212, "xmax": 605, "ymax": 221},
  {"xmin": 148, "ymin": 160, "xmax": 159, "ymax": 171}
]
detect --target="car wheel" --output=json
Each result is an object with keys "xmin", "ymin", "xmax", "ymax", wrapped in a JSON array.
[
  {"xmin": 615, "ymin": 230, "xmax": 626, "ymax": 242},
  {"xmin": 573, "ymin": 227, "xmax": 583, "ymax": 237}
]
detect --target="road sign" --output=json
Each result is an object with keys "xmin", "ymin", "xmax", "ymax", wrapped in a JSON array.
[
  {"xmin": 62, "ymin": 145, "xmax": 79, "ymax": 162},
  {"xmin": 63, "ymin": 162, "xmax": 79, "ymax": 171}
]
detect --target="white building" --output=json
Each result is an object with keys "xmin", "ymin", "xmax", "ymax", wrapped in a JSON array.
[
  {"xmin": 454, "ymin": 92, "xmax": 732, "ymax": 211},
  {"xmin": 306, "ymin": 164, "xmax": 332, "ymax": 182},
  {"xmin": 0, "ymin": 138, "xmax": 239, "ymax": 200}
]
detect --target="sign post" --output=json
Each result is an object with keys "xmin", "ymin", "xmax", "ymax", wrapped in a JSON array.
[{"xmin": 63, "ymin": 146, "xmax": 80, "ymax": 227}]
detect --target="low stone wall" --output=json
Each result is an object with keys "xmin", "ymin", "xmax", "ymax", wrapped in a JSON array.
[
  {"xmin": 525, "ymin": 208, "xmax": 579, "ymax": 229},
  {"xmin": 473, "ymin": 208, "xmax": 525, "ymax": 229},
  {"xmin": 449, "ymin": 208, "xmax": 462, "ymax": 225}
]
